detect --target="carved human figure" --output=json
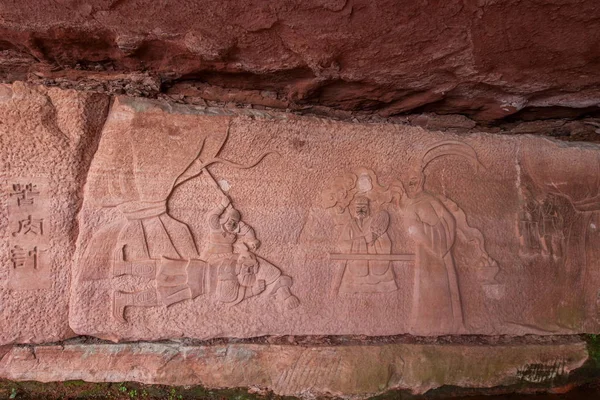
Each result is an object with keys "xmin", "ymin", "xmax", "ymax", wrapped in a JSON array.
[
  {"xmin": 539, "ymin": 195, "xmax": 565, "ymax": 260},
  {"xmin": 400, "ymin": 140, "xmax": 498, "ymax": 334},
  {"xmin": 201, "ymin": 195, "xmax": 300, "ymax": 309},
  {"xmin": 110, "ymin": 205, "xmax": 206, "ymax": 323},
  {"xmin": 402, "ymin": 168, "xmax": 465, "ymax": 333},
  {"xmin": 338, "ymin": 196, "xmax": 397, "ymax": 293},
  {"xmin": 79, "ymin": 113, "xmax": 281, "ymax": 322},
  {"xmin": 517, "ymin": 191, "xmax": 541, "ymax": 254}
]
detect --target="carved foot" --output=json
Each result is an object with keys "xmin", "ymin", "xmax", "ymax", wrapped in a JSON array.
[
  {"xmin": 269, "ymin": 275, "xmax": 292, "ymax": 295},
  {"xmin": 112, "ymin": 262, "xmax": 129, "ymax": 277},
  {"xmin": 112, "ymin": 291, "xmax": 128, "ymax": 323},
  {"xmin": 284, "ymin": 294, "xmax": 300, "ymax": 310}
]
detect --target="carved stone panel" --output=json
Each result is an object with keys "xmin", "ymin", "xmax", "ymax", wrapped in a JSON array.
[
  {"xmin": 65, "ymin": 96, "xmax": 600, "ymax": 340},
  {"xmin": 0, "ymin": 83, "xmax": 110, "ymax": 344}
]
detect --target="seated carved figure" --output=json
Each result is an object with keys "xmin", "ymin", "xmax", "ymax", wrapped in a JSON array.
[
  {"xmin": 338, "ymin": 195, "xmax": 397, "ymax": 293},
  {"xmin": 201, "ymin": 195, "xmax": 300, "ymax": 309}
]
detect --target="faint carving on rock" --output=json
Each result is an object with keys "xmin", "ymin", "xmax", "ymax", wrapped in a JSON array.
[
  {"xmin": 397, "ymin": 141, "xmax": 500, "ymax": 333},
  {"xmin": 519, "ymin": 144, "xmax": 600, "ymax": 326},
  {"xmin": 201, "ymin": 193, "xmax": 300, "ymax": 309},
  {"xmin": 79, "ymin": 118, "xmax": 297, "ymax": 322},
  {"xmin": 517, "ymin": 185, "xmax": 542, "ymax": 254},
  {"xmin": 538, "ymin": 195, "xmax": 566, "ymax": 260},
  {"xmin": 274, "ymin": 348, "xmax": 343, "ymax": 394},
  {"xmin": 516, "ymin": 360, "xmax": 567, "ymax": 383},
  {"xmin": 518, "ymin": 186, "xmax": 565, "ymax": 260},
  {"xmin": 322, "ymin": 168, "xmax": 411, "ymax": 294}
]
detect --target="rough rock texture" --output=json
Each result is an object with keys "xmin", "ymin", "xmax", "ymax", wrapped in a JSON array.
[
  {"xmin": 0, "ymin": 340, "xmax": 589, "ymax": 398},
  {"xmin": 66, "ymin": 96, "xmax": 600, "ymax": 341},
  {"xmin": 0, "ymin": 1, "xmax": 599, "ymax": 123},
  {"xmin": 0, "ymin": 83, "xmax": 109, "ymax": 344},
  {"xmin": 3, "ymin": 82, "xmax": 600, "ymax": 396}
]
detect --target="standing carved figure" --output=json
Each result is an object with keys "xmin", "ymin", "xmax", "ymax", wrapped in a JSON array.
[
  {"xmin": 400, "ymin": 141, "xmax": 498, "ymax": 334},
  {"xmin": 517, "ymin": 188, "xmax": 542, "ymax": 254},
  {"xmin": 201, "ymin": 195, "xmax": 300, "ymax": 309},
  {"xmin": 539, "ymin": 195, "xmax": 565, "ymax": 260},
  {"xmin": 338, "ymin": 195, "xmax": 397, "ymax": 293}
]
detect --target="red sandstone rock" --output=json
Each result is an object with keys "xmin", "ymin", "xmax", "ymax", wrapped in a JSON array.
[
  {"xmin": 0, "ymin": 83, "xmax": 109, "ymax": 344},
  {"xmin": 65, "ymin": 95, "xmax": 600, "ymax": 341},
  {"xmin": 0, "ymin": 340, "xmax": 588, "ymax": 397},
  {"xmin": 0, "ymin": 0, "xmax": 599, "ymax": 120}
]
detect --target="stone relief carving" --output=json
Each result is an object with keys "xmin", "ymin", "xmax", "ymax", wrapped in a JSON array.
[
  {"xmin": 518, "ymin": 145, "xmax": 600, "ymax": 327},
  {"xmin": 201, "ymin": 194, "xmax": 299, "ymax": 309},
  {"xmin": 397, "ymin": 141, "xmax": 500, "ymax": 333},
  {"xmin": 518, "ymin": 187, "xmax": 566, "ymax": 260},
  {"xmin": 322, "ymin": 168, "xmax": 410, "ymax": 294},
  {"xmin": 321, "ymin": 150, "xmax": 499, "ymax": 331},
  {"xmin": 79, "ymin": 122, "xmax": 299, "ymax": 322}
]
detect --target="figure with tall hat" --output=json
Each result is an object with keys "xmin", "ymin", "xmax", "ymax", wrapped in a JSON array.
[{"xmin": 400, "ymin": 141, "xmax": 498, "ymax": 334}]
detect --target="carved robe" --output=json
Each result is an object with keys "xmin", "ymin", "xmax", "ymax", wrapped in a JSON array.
[
  {"xmin": 110, "ymin": 200, "xmax": 205, "ymax": 306},
  {"xmin": 338, "ymin": 210, "xmax": 397, "ymax": 293},
  {"xmin": 405, "ymin": 191, "xmax": 464, "ymax": 334}
]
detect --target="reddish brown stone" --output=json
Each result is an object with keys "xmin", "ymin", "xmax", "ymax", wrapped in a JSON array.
[
  {"xmin": 0, "ymin": 340, "xmax": 588, "ymax": 397},
  {"xmin": 0, "ymin": 83, "xmax": 109, "ymax": 344},
  {"xmin": 0, "ymin": 1, "xmax": 598, "ymax": 120},
  {"xmin": 66, "ymin": 96, "xmax": 600, "ymax": 341}
]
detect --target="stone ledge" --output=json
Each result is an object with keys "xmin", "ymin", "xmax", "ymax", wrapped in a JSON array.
[{"xmin": 0, "ymin": 340, "xmax": 591, "ymax": 398}]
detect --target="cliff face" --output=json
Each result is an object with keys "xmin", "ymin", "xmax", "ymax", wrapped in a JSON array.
[
  {"xmin": 1, "ymin": 0, "xmax": 599, "ymax": 126},
  {"xmin": 2, "ymin": 3, "xmax": 600, "ymax": 398}
]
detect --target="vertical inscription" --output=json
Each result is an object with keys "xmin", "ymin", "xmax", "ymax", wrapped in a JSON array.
[{"xmin": 6, "ymin": 180, "xmax": 51, "ymax": 290}]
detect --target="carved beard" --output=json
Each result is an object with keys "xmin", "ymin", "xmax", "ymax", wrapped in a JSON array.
[{"xmin": 355, "ymin": 210, "xmax": 368, "ymax": 221}]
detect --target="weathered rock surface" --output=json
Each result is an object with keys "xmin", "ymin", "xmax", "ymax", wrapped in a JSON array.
[
  {"xmin": 0, "ymin": 340, "xmax": 589, "ymax": 397},
  {"xmin": 3, "ymin": 82, "xmax": 600, "ymax": 396},
  {"xmin": 0, "ymin": 83, "xmax": 109, "ymax": 344},
  {"xmin": 64, "ymin": 95, "xmax": 600, "ymax": 341},
  {"xmin": 0, "ymin": 0, "xmax": 599, "ymax": 122}
]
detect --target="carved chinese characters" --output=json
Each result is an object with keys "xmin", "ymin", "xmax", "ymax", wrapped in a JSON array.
[
  {"xmin": 6, "ymin": 180, "xmax": 50, "ymax": 290},
  {"xmin": 0, "ymin": 83, "xmax": 110, "ymax": 345}
]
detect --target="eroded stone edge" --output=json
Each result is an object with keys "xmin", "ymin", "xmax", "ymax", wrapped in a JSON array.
[{"xmin": 0, "ymin": 339, "xmax": 593, "ymax": 398}]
